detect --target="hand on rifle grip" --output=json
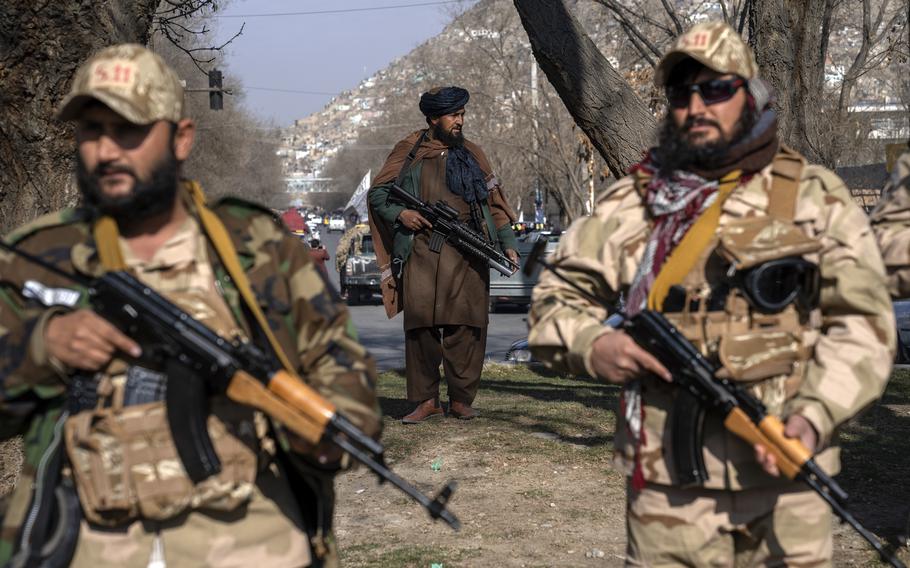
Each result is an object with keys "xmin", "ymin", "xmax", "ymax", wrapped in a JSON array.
[
  {"xmin": 590, "ymin": 331, "xmax": 672, "ymax": 384},
  {"xmin": 754, "ymin": 414, "xmax": 818, "ymax": 478},
  {"xmin": 45, "ymin": 309, "xmax": 142, "ymax": 370},
  {"xmin": 398, "ymin": 209, "xmax": 432, "ymax": 231}
]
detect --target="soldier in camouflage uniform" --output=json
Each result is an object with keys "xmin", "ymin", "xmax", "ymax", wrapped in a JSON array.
[
  {"xmin": 0, "ymin": 45, "xmax": 380, "ymax": 568},
  {"xmin": 335, "ymin": 224, "xmax": 370, "ymax": 298},
  {"xmin": 871, "ymin": 150, "xmax": 910, "ymax": 297},
  {"xmin": 528, "ymin": 22, "xmax": 895, "ymax": 566}
]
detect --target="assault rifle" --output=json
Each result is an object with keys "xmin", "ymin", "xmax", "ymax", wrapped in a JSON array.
[
  {"xmin": 388, "ymin": 183, "xmax": 518, "ymax": 277},
  {"xmin": 0, "ymin": 241, "xmax": 461, "ymax": 533},
  {"xmin": 524, "ymin": 239, "xmax": 905, "ymax": 568}
]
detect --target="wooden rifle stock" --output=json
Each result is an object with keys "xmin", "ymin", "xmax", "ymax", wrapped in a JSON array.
[{"xmin": 225, "ymin": 370, "xmax": 331, "ymax": 445}]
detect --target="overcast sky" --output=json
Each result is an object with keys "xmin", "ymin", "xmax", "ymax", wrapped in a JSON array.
[{"xmin": 212, "ymin": 0, "xmax": 472, "ymax": 127}]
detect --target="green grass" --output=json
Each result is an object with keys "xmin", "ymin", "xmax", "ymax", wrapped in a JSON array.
[
  {"xmin": 340, "ymin": 542, "xmax": 466, "ymax": 567},
  {"xmin": 376, "ymin": 363, "xmax": 619, "ymax": 465},
  {"xmin": 370, "ymin": 363, "xmax": 910, "ymax": 566}
]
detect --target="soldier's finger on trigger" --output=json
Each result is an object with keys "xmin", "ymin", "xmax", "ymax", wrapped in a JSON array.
[{"xmin": 94, "ymin": 315, "xmax": 141, "ymax": 356}]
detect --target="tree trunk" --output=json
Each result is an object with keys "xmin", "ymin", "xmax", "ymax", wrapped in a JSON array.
[
  {"xmin": 513, "ymin": 0, "xmax": 656, "ymax": 178},
  {"xmin": 0, "ymin": 1, "xmax": 160, "ymax": 234},
  {"xmin": 749, "ymin": 0, "xmax": 829, "ymax": 165}
]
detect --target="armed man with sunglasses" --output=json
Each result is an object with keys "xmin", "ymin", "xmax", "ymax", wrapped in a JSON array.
[{"xmin": 528, "ymin": 21, "xmax": 895, "ymax": 566}]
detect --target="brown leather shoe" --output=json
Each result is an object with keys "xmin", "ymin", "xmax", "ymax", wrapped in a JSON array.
[
  {"xmin": 448, "ymin": 400, "xmax": 478, "ymax": 420},
  {"xmin": 401, "ymin": 399, "xmax": 444, "ymax": 424}
]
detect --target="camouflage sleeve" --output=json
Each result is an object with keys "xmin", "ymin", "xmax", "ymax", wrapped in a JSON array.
[
  {"xmin": 278, "ymin": 231, "xmax": 382, "ymax": 438},
  {"xmin": 870, "ymin": 151, "xmax": 910, "ymax": 298},
  {"xmin": 528, "ymin": 179, "xmax": 642, "ymax": 376},
  {"xmin": 0, "ymin": 220, "xmax": 81, "ymax": 410},
  {"xmin": 0, "ymin": 294, "xmax": 68, "ymax": 402},
  {"xmin": 787, "ymin": 167, "xmax": 896, "ymax": 446}
]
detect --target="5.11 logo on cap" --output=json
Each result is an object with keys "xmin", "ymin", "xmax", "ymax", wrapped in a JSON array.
[{"xmin": 88, "ymin": 59, "xmax": 139, "ymax": 90}]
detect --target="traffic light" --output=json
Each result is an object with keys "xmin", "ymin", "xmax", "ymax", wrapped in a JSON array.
[{"xmin": 209, "ymin": 69, "xmax": 223, "ymax": 110}]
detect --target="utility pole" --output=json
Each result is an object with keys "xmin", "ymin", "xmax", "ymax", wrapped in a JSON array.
[
  {"xmin": 181, "ymin": 69, "xmax": 230, "ymax": 110},
  {"xmin": 531, "ymin": 60, "xmax": 544, "ymax": 227}
]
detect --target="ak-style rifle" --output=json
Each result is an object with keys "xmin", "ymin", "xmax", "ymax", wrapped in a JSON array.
[
  {"xmin": 388, "ymin": 183, "xmax": 518, "ymax": 277},
  {"xmin": 525, "ymin": 238, "xmax": 905, "ymax": 568},
  {"xmin": 0, "ymin": 240, "xmax": 461, "ymax": 536}
]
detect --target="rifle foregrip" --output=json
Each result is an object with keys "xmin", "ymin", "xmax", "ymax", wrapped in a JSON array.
[
  {"xmin": 225, "ymin": 370, "xmax": 329, "ymax": 445},
  {"xmin": 757, "ymin": 415, "xmax": 814, "ymax": 470},
  {"xmin": 723, "ymin": 408, "xmax": 803, "ymax": 479}
]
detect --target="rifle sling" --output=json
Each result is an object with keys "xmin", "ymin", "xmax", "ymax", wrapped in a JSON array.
[
  {"xmin": 395, "ymin": 130, "xmax": 428, "ymax": 188},
  {"xmin": 647, "ymin": 170, "xmax": 741, "ymax": 311}
]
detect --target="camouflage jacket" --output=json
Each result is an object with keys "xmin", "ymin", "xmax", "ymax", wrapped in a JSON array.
[
  {"xmin": 0, "ymin": 188, "xmax": 381, "ymax": 565},
  {"xmin": 528, "ymin": 152, "xmax": 895, "ymax": 490},
  {"xmin": 870, "ymin": 151, "xmax": 910, "ymax": 297}
]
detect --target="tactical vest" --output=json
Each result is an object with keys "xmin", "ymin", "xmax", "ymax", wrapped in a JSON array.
[
  {"xmin": 656, "ymin": 147, "xmax": 822, "ymax": 416},
  {"xmin": 63, "ymin": 221, "xmax": 262, "ymax": 527}
]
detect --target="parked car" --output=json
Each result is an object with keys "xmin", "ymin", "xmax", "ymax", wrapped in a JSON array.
[
  {"xmin": 489, "ymin": 231, "xmax": 561, "ymax": 312},
  {"xmin": 895, "ymin": 299, "xmax": 910, "ymax": 363},
  {"xmin": 306, "ymin": 219, "xmax": 321, "ymax": 241}
]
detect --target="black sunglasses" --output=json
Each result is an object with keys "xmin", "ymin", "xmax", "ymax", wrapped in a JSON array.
[{"xmin": 666, "ymin": 77, "xmax": 746, "ymax": 109}]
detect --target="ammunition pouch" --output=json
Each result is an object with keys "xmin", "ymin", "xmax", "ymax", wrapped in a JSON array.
[
  {"xmin": 64, "ymin": 380, "xmax": 259, "ymax": 527},
  {"xmin": 662, "ymin": 215, "xmax": 822, "ymax": 424}
]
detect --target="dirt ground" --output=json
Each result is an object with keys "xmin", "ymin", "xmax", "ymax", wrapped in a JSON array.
[
  {"xmin": 333, "ymin": 365, "xmax": 910, "ymax": 568},
  {"xmin": 1, "ymin": 365, "xmax": 908, "ymax": 567}
]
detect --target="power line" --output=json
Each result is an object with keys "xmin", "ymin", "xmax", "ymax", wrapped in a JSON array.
[
  {"xmin": 215, "ymin": 1, "xmax": 462, "ymax": 18},
  {"xmin": 246, "ymin": 86, "xmax": 337, "ymax": 95}
]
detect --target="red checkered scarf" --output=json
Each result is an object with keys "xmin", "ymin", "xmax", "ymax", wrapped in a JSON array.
[{"xmin": 625, "ymin": 156, "xmax": 720, "ymax": 315}]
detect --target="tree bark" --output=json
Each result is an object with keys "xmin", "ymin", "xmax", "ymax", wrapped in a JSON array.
[
  {"xmin": 513, "ymin": 0, "xmax": 656, "ymax": 178},
  {"xmin": 0, "ymin": 0, "xmax": 160, "ymax": 233},
  {"xmin": 749, "ymin": 0, "xmax": 829, "ymax": 164}
]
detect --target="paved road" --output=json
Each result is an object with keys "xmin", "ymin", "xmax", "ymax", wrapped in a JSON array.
[{"xmin": 318, "ymin": 227, "xmax": 530, "ymax": 370}]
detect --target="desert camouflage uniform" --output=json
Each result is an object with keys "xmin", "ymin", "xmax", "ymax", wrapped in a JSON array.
[
  {"xmin": 528, "ymin": 152, "xmax": 895, "ymax": 565},
  {"xmin": 871, "ymin": 151, "xmax": 910, "ymax": 297},
  {"xmin": 335, "ymin": 224, "xmax": 370, "ymax": 275},
  {"xmin": 0, "ymin": 188, "xmax": 381, "ymax": 567}
]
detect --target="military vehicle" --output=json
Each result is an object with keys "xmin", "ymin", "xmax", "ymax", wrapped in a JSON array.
[{"xmin": 336, "ymin": 225, "xmax": 381, "ymax": 305}]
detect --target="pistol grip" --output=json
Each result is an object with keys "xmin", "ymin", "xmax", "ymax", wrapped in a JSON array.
[{"xmin": 670, "ymin": 387, "xmax": 708, "ymax": 487}]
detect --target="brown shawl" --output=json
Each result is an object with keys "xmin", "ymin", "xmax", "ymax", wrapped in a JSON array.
[{"xmin": 368, "ymin": 129, "xmax": 516, "ymax": 318}]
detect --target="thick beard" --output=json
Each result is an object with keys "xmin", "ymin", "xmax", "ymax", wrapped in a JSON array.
[
  {"xmin": 432, "ymin": 122, "xmax": 464, "ymax": 148},
  {"xmin": 653, "ymin": 110, "xmax": 757, "ymax": 176},
  {"xmin": 77, "ymin": 150, "xmax": 179, "ymax": 225}
]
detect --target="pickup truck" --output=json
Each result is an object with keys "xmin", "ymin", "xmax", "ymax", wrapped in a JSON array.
[
  {"xmin": 336, "ymin": 226, "xmax": 381, "ymax": 305},
  {"xmin": 489, "ymin": 231, "xmax": 560, "ymax": 312}
]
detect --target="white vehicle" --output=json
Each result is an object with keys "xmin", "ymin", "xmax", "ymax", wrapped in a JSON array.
[
  {"xmin": 328, "ymin": 216, "xmax": 345, "ymax": 232},
  {"xmin": 306, "ymin": 219, "xmax": 321, "ymax": 242}
]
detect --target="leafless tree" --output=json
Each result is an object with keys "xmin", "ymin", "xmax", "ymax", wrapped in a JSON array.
[
  {"xmin": 0, "ymin": 0, "xmax": 249, "ymax": 234},
  {"xmin": 529, "ymin": 0, "xmax": 907, "ymax": 169}
]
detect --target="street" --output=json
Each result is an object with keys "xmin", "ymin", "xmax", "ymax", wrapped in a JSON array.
[{"xmin": 319, "ymin": 226, "xmax": 529, "ymax": 370}]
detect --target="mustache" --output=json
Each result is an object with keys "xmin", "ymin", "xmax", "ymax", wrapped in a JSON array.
[
  {"xmin": 683, "ymin": 117, "xmax": 721, "ymax": 132},
  {"xmin": 93, "ymin": 163, "xmax": 137, "ymax": 178}
]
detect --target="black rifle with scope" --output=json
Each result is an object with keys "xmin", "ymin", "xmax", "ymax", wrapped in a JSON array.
[
  {"xmin": 388, "ymin": 183, "xmax": 518, "ymax": 277},
  {"xmin": 524, "ymin": 238, "xmax": 906, "ymax": 568},
  {"xmin": 2, "ymin": 239, "xmax": 460, "ymax": 566}
]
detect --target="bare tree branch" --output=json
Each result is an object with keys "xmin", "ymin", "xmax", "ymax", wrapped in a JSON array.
[
  {"xmin": 594, "ymin": 0, "xmax": 664, "ymax": 60},
  {"xmin": 737, "ymin": 0, "xmax": 750, "ymax": 33},
  {"xmin": 660, "ymin": 0, "xmax": 685, "ymax": 34},
  {"xmin": 153, "ymin": 0, "xmax": 245, "ymax": 75}
]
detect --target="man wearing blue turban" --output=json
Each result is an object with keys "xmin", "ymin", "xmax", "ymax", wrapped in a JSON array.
[{"xmin": 368, "ymin": 86, "xmax": 519, "ymax": 423}]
